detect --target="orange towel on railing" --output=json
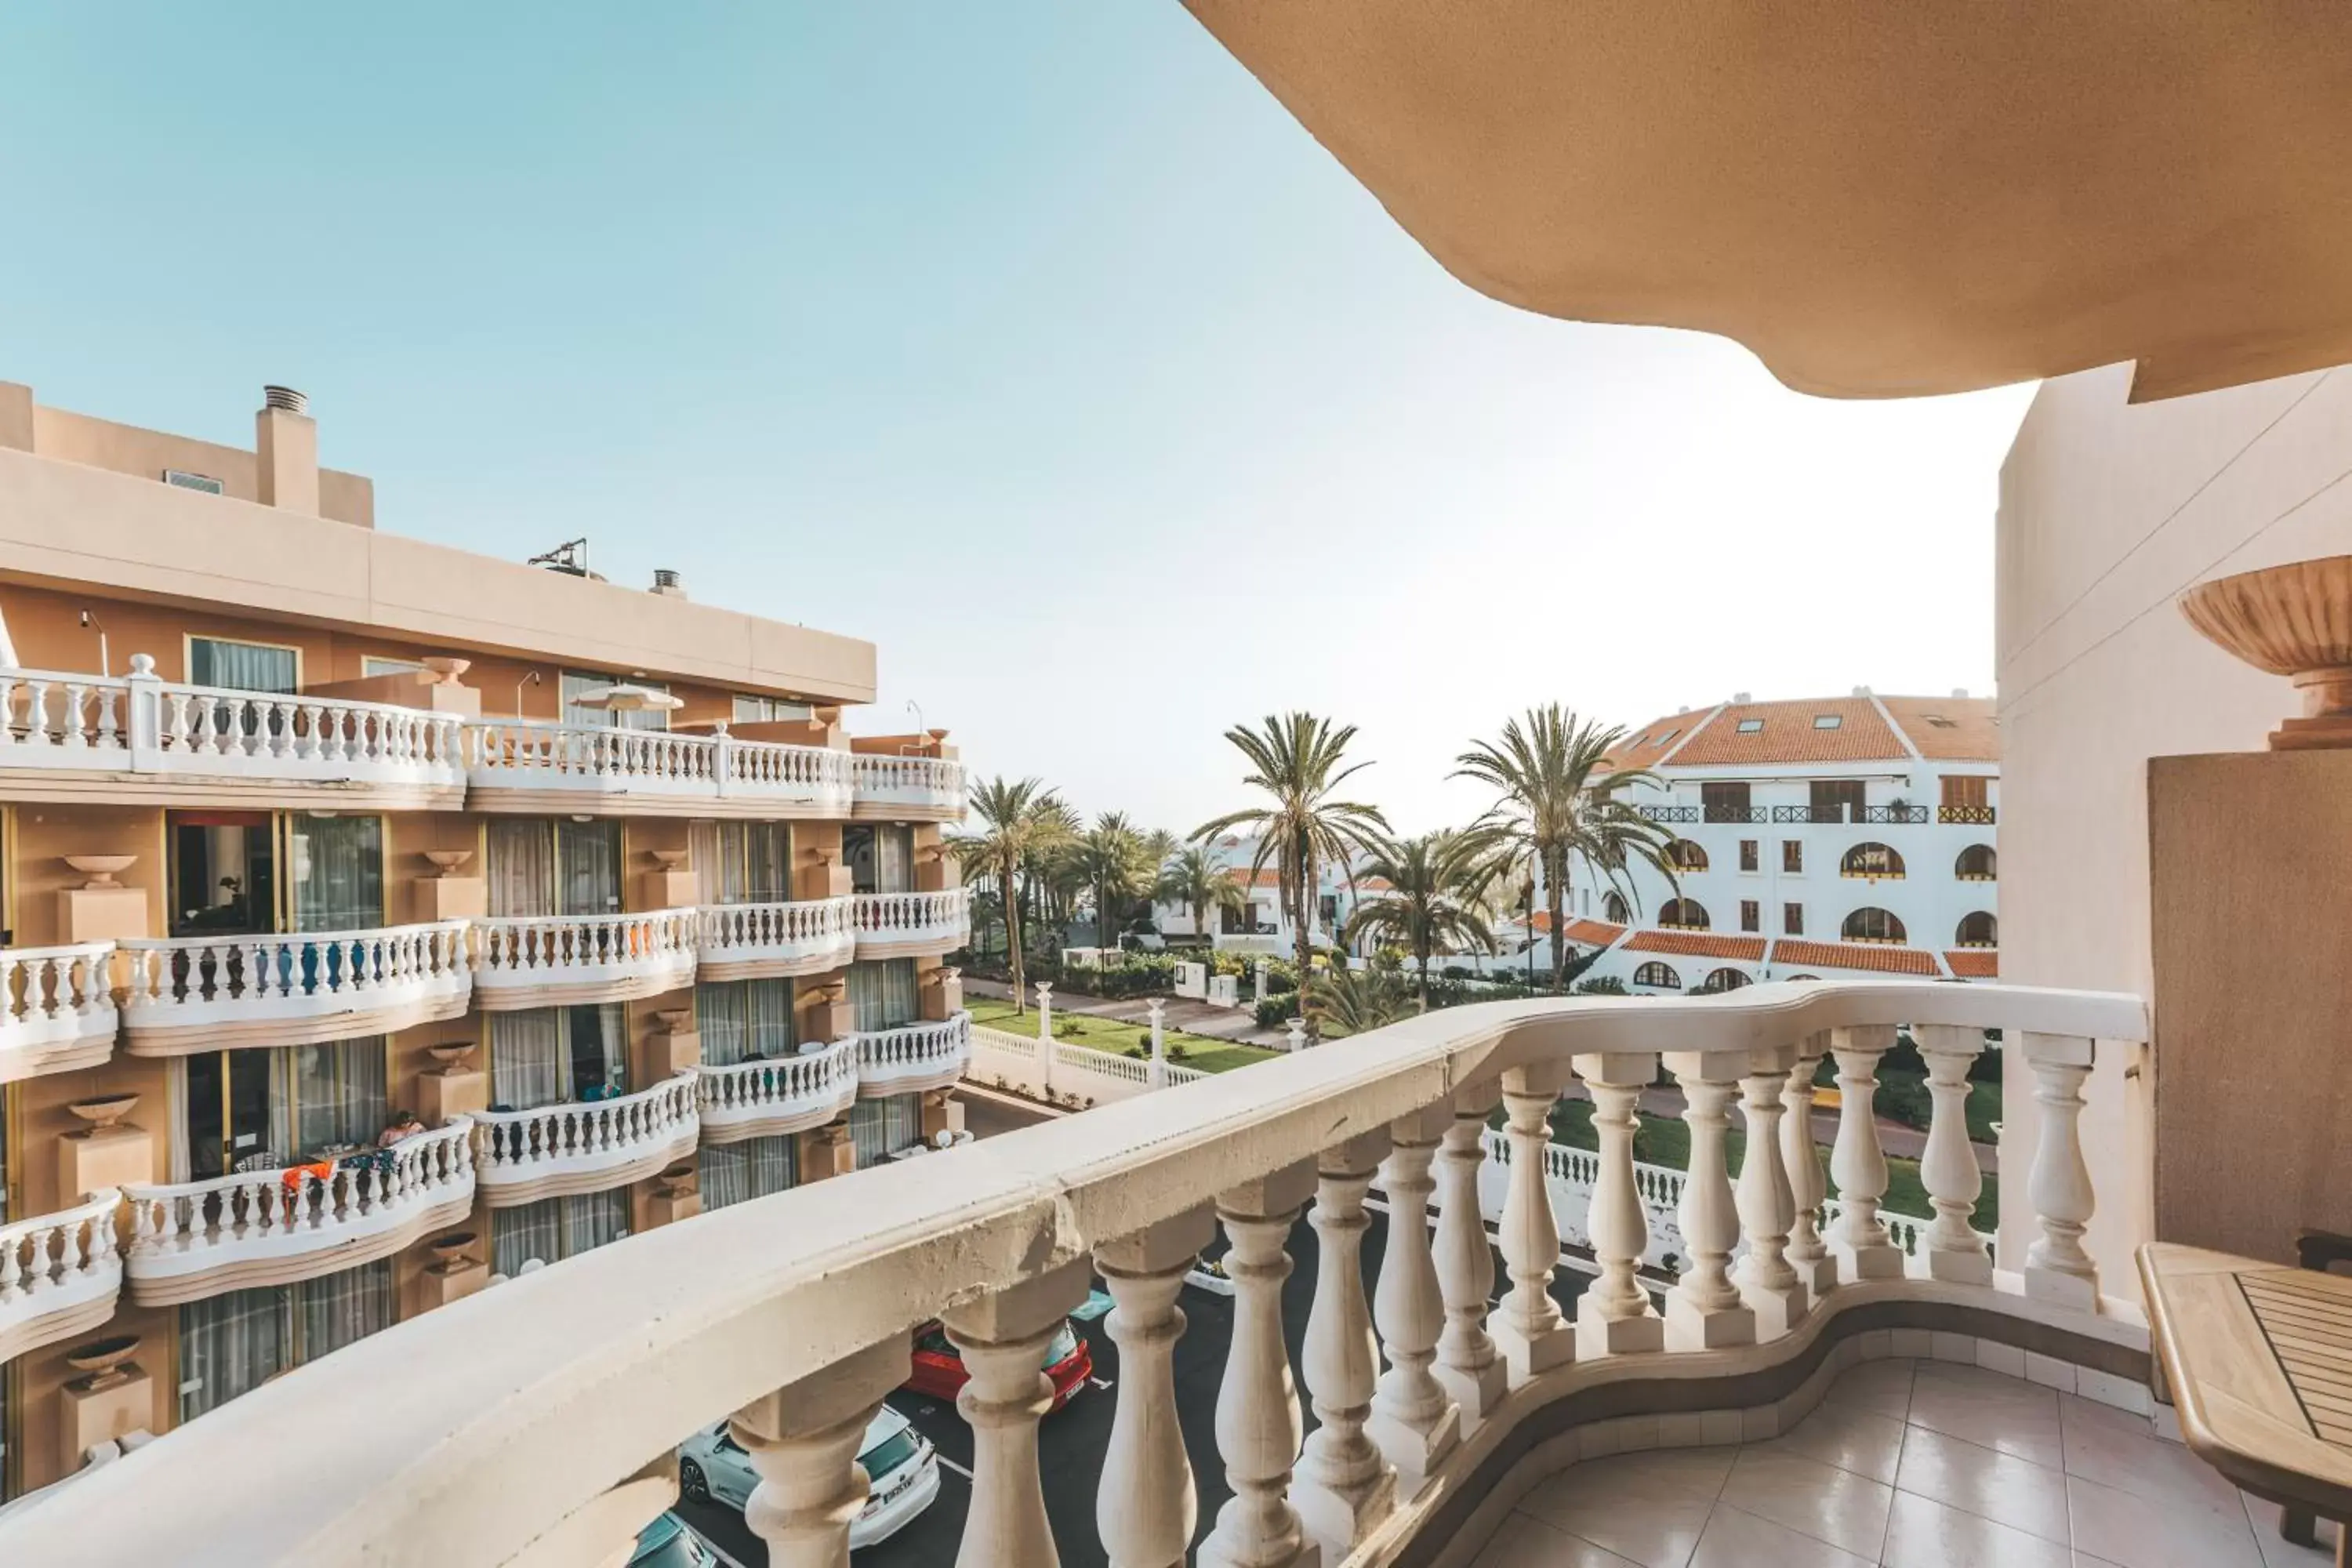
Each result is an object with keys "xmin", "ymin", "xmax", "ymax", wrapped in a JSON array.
[{"xmin": 279, "ymin": 1160, "xmax": 335, "ymax": 1192}]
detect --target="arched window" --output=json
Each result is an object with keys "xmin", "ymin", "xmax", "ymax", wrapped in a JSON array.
[
  {"xmin": 1658, "ymin": 898, "xmax": 1710, "ymax": 930},
  {"xmin": 1697, "ymin": 967, "xmax": 1751, "ymax": 994},
  {"xmin": 1785, "ymin": 973, "xmax": 1821, "ymax": 982},
  {"xmin": 1955, "ymin": 844, "xmax": 1997, "ymax": 881},
  {"xmin": 1664, "ymin": 839, "xmax": 1708, "ymax": 873},
  {"xmin": 1840, "ymin": 842, "xmax": 1906, "ymax": 879},
  {"xmin": 1842, "ymin": 906, "xmax": 1907, "ymax": 943},
  {"xmin": 1632, "ymin": 961, "xmax": 1682, "ymax": 989},
  {"xmin": 1955, "ymin": 911, "xmax": 1998, "ymax": 947},
  {"xmin": 1602, "ymin": 891, "xmax": 1632, "ymax": 924}
]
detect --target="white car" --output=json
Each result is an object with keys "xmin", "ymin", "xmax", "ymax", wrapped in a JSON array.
[{"xmin": 678, "ymin": 1407, "xmax": 941, "ymax": 1549}]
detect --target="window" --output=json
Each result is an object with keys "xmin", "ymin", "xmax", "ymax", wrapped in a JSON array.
[
  {"xmin": 692, "ymin": 821, "xmax": 793, "ymax": 904},
  {"xmin": 848, "ymin": 1095, "xmax": 920, "ymax": 1163},
  {"xmin": 1736, "ymin": 718, "xmax": 1765, "ymax": 734},
  {"xmin": 1697, "ymin": 967, "xmax": 1751, "ymax": 993},
  {"xmin": 164, "ymin": 467, "xmax": 225, "ymax": 494},
  {"xmin": 1955, "ymin": 844, "xmax": 1997, "ymax": 881},
  {"xmin": 695, "ymin": 979, "xmax": 796, "ymax": 1066},
  {"xmin": 189, "ymin": 636, "xmax": 299, "ymax": 693},
  {"xmin": 1653, "ymin": 728, "xmax": 1679, "ymax": 746},
  {"xmin": 848, "ymin": 959, "xmax": 920, "ymax": 1031},
  {"xmin": 485, "ymin": 818, "xmax": 622, "ymax": 917},
  {"xmin": 1922, "ymin": 713, "xmax": 1958, "ymax": 728},
  {"xmin": 1840, "ymin": 842, "xmax": 1906, "ymax": 880},
  {"xmin": 1602, "ymin": 891, "xmax": 1632, "ymax": 924},
  {"xmin": 1842, "ymin": 907, "xmax": 1907, "ymax": 944},
  {"xmin": 732, "ymin": 695, "xmax": 813, "ymax": 724},
  {"xmin": 1632, "ymin": 961, "xmax": 1682, "ymax": 989},
  {"xmin": 1813, "ymin": 713, "xmax": 1842, "ymax": 730},
  {"xmin": 183, "ymin": 1036, "xmax": 389, "ymax": 1179},
  {"xmin": 1739, "ymin": 840, "xmax": 1759, "ymax": 873},
  {"xmin": 699, "ymin": 1135, "xmax": 798, "ymax": 1210},
  {"xmin": 561, "ymin": 670, "xmax": 670, "ymax": 731},
  {"xmin": 1659, "ymin": 898, "xmax": 1709, "ymax": 931},
  {"xmin": 1939, "ymin": 775, "xmax": 1994, "ymax": 822},
  {"xmin": 287, "ymin": 813, "xmax": 385, "ymax": 931},
  {"xmin": 361, "ymin": 656, "xmax": 428, "ymax": 679},
  {"xmin": 1955, "ymin": 911, "xmax": 1998, "ymax": 948},
  {"xmin": 1810, "ymin": 780, "xmax": 1866, "ymax": 823},
  {"xmin": 1700, "ymin": 782, "xmax": 1752, "ymax": 822},
  {"xmin": 492, "ymin": 1191, "xmax": 629, "ymax": 1276},
  {"xmin": 844, "ymin": 826, "xmax": 914, "ymax": 895},
  {"xmin": 1784, "ymin": 902, "xmax": 1805, "ymax": 935},
  {"xmin": 1781, "ymin": 840, "xmax": 1804, "ymax": 874},
  {"xmin": 488, "ymin": 1004, "xmax": 627, "ymax": 1110},
  {"xmin": 1664, "ymin": 840, "xmax": 1708, "ymax": 873},
  {"xmin": 179, "ymin": 1261, "xmax": 394, "ymax": 1421},
  {"xmin": 1740, "ymin": 899, "xmax": 1761, "ymax": 933}
]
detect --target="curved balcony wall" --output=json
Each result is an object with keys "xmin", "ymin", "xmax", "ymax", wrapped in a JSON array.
[
  {"xmin": 122, "ymin": 1123, "xmax": 477, "ymax": 1307},
  {"xmin": 853, "ymin": 1012, "xmax": 971, "ymax": 1098},
  {"xmin": 462, "ymin": 722, "xmax": 852, "ymax": 819},
  {"xmin": 0, "ymin": 942, "xmax": 118, "ymax": 1083},
  {"xmin": 849, "ymin": 887, "xmax": 969, "ymax": 960},
  {"xmin": 694, "ymin": 1038, "xmax": 858, "ymax": 1145},
  {"xmin": 848, "ymin": 753, "xmax": 965, "ymax": 822},
  {"xmin": 118, "ymin": 924, "xmax": 472, "ymax": 1054},
  {"xmin": 474, "ymin": 1073, "xmax": 699, "ymax": 1207},
  {"xmin": 695, "ymin": 898, "xmax": 857, "ymax": 982},
  {"xmin": 0, "ymin": 1191, "xmax": 124, "ymax": 1363},
  {"xmin": 471, "ymin": 912, "xmax": 695, "ymax": 1011}
]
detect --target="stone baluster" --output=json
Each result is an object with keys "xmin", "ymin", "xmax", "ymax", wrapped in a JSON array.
[
  {"xmin": 1827, "ymin": 1025, "xmax": 1904, "ymax": 1281},
  {"xmin": 948, "ymin": 1260, "xmax": 1091, "ymax": 1567},
  {"xmin": 1733, "ymin": 1044, "xmax": 1807, "ymax": 1334},
  {"xmin": 1574, "ymin": 1050, "xmax": 1666, "ymax": 1358},
  {"xmin": 1913, "ymin": 1025, "xmax": 1993, "ymax": 1284},
  {"xmin": 1145, "ymin": 1000, "xmax": 1167, "ymax": 1090},
  {"xmin": 1200, "ymin": 1160, "xmax": 1320, "ymax": 1568},
  {"xmin": 558, "ymin": 1456, "xmax": 682, "ymax": 1568},
  {"xmin": 736, "ymin": 1335, "xmax": 911, "ymax": 1568},
  {"xmin": 1095, "ymin": 1209, "xmax": 1213, "ymax": 1568},
  {"xmin": 1295, "ymin": 1131, "xmax": 1396, "ymax": 1556},
  {"xmin": 1432, "ymin": 1083, "xmax": 1507, "ymax": 1432},
  {"xmin": 1492, "ymin": 1061, "xmax": 1579, "ymax": 1378},
  {"xmin": 1780, "ymin": 1033, "xmax": 1837, "ymax": 1296},
  {"xmin": 1368, "ymin": 1106, "xmax": 1461, "ymax": 1492},
  {"xmin": 2020, "ymin": 1033, "xmax": 2100, "ymax": 1309},
  {"xmin": 1662, "ymin": 1049, "xmax": 1757, "ymax": 1351}
]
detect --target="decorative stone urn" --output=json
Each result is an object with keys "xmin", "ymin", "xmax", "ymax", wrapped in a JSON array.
[
  {"xmin": 655, "ymin": 1163, "xmax": 697, "ymax": 1200},
  {"xmin": 67, "ymin": 1094, "xmax": 139, "ymax": 1131},
  {"xmin": 62, "ymin": 854, "xmax": 136, "ymax": 889},
  {"xmin": 65, "ymin": 1336, "xmax": 141, "ymax": 1393},
  {"xmin": 427, "ymin": 1232, "xmax": 477, "ymax": 1271},
  {"xmin": 420, "ymin": 848, "xmax": 474, "ymax": 875},
  {"xmin": 2180, "ymin": 554, "xmax": 2352, "ymax": 750},
  {"xmin": 426, "ymin": 1042, "xmax": 474, "ymax": 1074}
]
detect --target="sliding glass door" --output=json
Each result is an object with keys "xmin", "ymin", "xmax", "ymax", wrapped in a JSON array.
[{"xmin": 487, "ymin": 819, "xmax": 622, "ymax": 917}]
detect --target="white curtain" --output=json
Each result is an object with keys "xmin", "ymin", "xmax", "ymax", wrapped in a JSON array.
[
  {"xmin": 844, "ymin": 826, "xmax": 915, "ymax": 895},
  {"xmin": 300, "ymin": 1260, "xmax": 394, "ymax": 1360},
  {"xmin": 561, "ymin": 1190, "xmax": 629, "ymax": 1254},
  {"xmin": 696, "ymin": 981, "xmax": 793, "ymax": 1068},
  {"xmin": 180, "ymin": 1287, "xmax": 291, "ymax": 1421},
  {"xmin": 289, "ymin": 1037, "xmax": 388, "ymax": 1152},
  {"xmin": 848, "ymin": 1098, "xmax": 918, "ymax": 1163},
  {"xmin": 691, "ymin": 821, "xmax": 725, "ymax": 906},
  {"xmin": 691, "ymin": 821, "xmax": 792, "ymax": 906},
  {"xmin": 849, "ymin": 959, "xmax": 918, "ymax": 1032},
  {"xmin": 493, "ymin": 1199, "xmax": 562, "ymax": 1277},
  {"xmin": 288, "ymin": 815, "xmax": 384, "ymax": 931},
  {"xmin": 557, "ymin": 821, "xmax": 622, "ymax": 915},
  {"xmin": 189, "ymin": 637, "xmax": 297, "ymax": 693},
  {"xmin": 486, "ymin": 820, "xmax": 554, "ymax": 918},
  {"xmin": 490, "ymin": 1011, "xmax": 563, "ymax": 1111},
  {"xmin": 700, "ymin": 1135, "xmax": 797, "ymax": 1212}
]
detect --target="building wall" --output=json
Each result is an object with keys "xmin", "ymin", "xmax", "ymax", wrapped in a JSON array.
[{"xmin": 1994, "ymin": 358, "xmax": 2352, "ymax": 1285}]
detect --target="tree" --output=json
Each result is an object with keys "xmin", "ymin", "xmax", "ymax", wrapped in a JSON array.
[
  {"xmin": 1071, "ymin": 812, "xmax": 1155, "ymax": 946},
  {"xmin": 949, "ymin": 777, "xmax": 1073, "ymax": 1014},
  {"xmin": 1302, "ymin": 963, "xmax": 1412, "ymax": 1038},
  {"xmin": 1343, "ymin": 829, "xmax": 1504, "ymax": 1010},
  {"xmin": 1454, "ymin": 705, "xmax": 1677, "ymax": 990},
  {"xmin": 1156, "ymin": 844, "xmax": 1247, "ymax": 940},
  {"xmin": 1192, "ymin": 713, "xmax": 1390, "ymax": 1004}
]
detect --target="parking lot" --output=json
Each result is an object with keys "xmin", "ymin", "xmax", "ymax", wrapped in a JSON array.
[{"xmin": 675, "ymin": 1210, "xmax": 1592, "ymax": 1566}]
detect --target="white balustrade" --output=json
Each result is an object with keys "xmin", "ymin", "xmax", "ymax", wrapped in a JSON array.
[
  {"xmin": 1294, "ymin": 1134, "xmax": 1396, "ymax": 1556},
  {"xmin": 946, "ymin": 1261, "xmax": 1090, "ymax": 1568},
  {"xmin": 0, "ymin": 941, "xmax": 118, "ymax": 1077},
  {"xmin": 1367, "ymin": 1109, "xmax": 1460, "ymax": 1490},
  {"xmin": 1432, "ymin": 1090, "xmax": 1507, "ymax": 1430},
  {"xmin": 1733, "ymin": 1050, "xmax": 1807, "ymax": 1334},
  {"xmin": 848, "ymin": 753, "xmax": 966, "ymax": 818},
  {"xmin": 1781, "ymin": 1033, "xmax": 1838, "ymax": 1294},
  {"xmin": 1492, "ymin": 1062, "xmax": 1577, "ymax": 1380},
  {"xmin": 734, "ymin": 1336, "xmax": 911, "ymax": 1568},
  {"xmin": 0, "ymin": 1190, "xmax": 124, "ymax": 1358},
  {"xmin": 1095, "ymin": 1212, "xmax": 1211, "ymax": 1568},
  {"xmin": 463, "ymin": 720, "xmax": 852, "ymax": 814},
  {"xmin": 849, "ymin": 887, "xmax": 971, "ymax": 955},
  {"xmin": 124, "ymin": 1123, "xmax": 474, "ymax": 1302},
  {"xmin": 1914, "ymin": 1025, "xmax": 1994, "ymax": 1284},
  {"xmin": 474, "ymin": 1073, "xmax": 699, "ymax": 1198},
  {"xmin": 2020, "ymin": 1031, "xmax": 2101, "ymax": 1309},
  {"xmin": 1661, "ymin": 1051, "xmax": 1755, "ymax": 1350},
  {"xmin": 695, "ymin": 1040, "xmax": 858, "ymax": 1141},
  {"xmin": 1201, "ymin": 1162, "xmax": 1319, "ymax": 1568},
  {"xmin": 118, "ymin": 923, "xmax": 471, "ymax": 1045},
  {"xmin": 1827, "ymin": 1025, "xmax": 1905, "ymax": 1281},
  {"xmin": 472, "ymin": 910, "xmax": 697, "ymax": 1005},
  {"xmin": 1573, "ymin": 1050, "xmax": 1666, "ymax": 1358},
  {"xmin": 854, "ymin": 1012, "xmax": 971, "ymax": 1094},
  {"xmin": 697, "ymin": 898, "xmax": 857, "ymax": 978}
]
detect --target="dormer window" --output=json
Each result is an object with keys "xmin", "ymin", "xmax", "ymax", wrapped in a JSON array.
[
  {"xmin": 1736, "ymin": 718, "xmax": 1764, "ymax": 733},
  {"xmin": 1813, "ymin": 713, "xmax": 1842, "ymax": 729}
]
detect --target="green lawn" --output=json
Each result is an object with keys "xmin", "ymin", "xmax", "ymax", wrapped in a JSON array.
[{"xmin": 966, "ymin": 998, "xmax": 1279, "ymax": 1075}]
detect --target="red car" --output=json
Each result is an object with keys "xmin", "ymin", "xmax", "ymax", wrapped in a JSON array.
[{"xmin": 907, "ymin": 1318, "xmax": 1092, "ymax": 1411}]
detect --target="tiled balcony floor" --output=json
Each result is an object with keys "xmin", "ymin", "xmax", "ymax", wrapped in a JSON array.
[{"xmin": 1475, "ymin": 1357, "xmax": 2339, "ymax": 1568}]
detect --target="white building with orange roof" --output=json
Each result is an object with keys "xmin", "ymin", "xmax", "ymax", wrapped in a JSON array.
[
  {"xmin": 1563, "ymin": 688, "xmax": 2001, "ymax": 993},
  {"xmin": 1149, "ymin": 832, "xmax": 1388, "ymax": 955}
]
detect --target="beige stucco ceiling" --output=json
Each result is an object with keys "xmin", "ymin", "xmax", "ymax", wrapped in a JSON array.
[{"xmin": 1184, "ymin": 2, "xmax": 2352, "ymax": 401}]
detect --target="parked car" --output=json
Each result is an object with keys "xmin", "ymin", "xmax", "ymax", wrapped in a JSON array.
[
  {"xmin": 906, "ymin": 1317, "xmax": 1092, "ymax": 1411},
  {"xmin": 629, "ymin": 1512, "xmax": 717, "ymax": 1568},
  {"xmin": 677, "ymin": 1407, "xmax": 941, "ymax": 1550}
]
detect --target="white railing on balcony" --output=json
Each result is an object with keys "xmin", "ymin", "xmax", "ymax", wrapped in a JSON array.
[
  {"xmin": 695, "ymin": 1039, "xmax": 859, "ymax": 1139},
  {"xmin": 0, "ymin": 659, "xmax": 466, "ymax": 789},
  {"xmin": 849, "ymin": 887, "xmax": 970, "ymax": 953},
  {"xmin": 0, "ymin": 1191, "xmax": 124, "ymax": 1357},
  {"xmin": 462, "ymin": 720, "xmax": 852, "ymax": 813},
  {"xmin": 849, "ymin": 753, "xmax": 965, "ymax": 817},
  {"xmin": 6, "ymin": 982, "xmax": 2150, "ymax": 1568},
  {"xmin": 123, "ymin": 1124, "xmax": 476, "ymax": 1301},
  {"xmin": 471, "ymin": 911, "xmax": 696, "ymax": 1002},
  {"xmin": 0, "ymin": 941, "xmax": 118, "ymax": 1071},
  {"xmin": 853, "ymin": 1011, "xmax": 971, "ymax": 1093},
  {"xmin": 696, "ymin": 898, "xmax": 856, "ymax": 975},
  {"xmin": 118, "ymin": 923, "xmax": 472, "ymax": 1042},
  {"xmin": 474, "ymin": 1073, "xmax": 699, "ymax": 1194}
]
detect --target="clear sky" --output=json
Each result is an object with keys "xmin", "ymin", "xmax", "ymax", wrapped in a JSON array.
[{"xmin": 0, "ymin": 4, "xmax": 2034, "ymax": 837}]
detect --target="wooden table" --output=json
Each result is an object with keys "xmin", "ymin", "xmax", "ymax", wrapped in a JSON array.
[{"xmin": 2140, "ymin": 1243, "xmax": 2352, "ymax": 1565}]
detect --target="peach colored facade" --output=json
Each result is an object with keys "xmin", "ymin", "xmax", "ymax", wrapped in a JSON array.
[{"xmin": 0, "ymin": 383, "xmax": 968, "ymax": 1499}]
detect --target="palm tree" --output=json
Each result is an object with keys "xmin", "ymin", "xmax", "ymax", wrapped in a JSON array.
[
  {"xmin": 1155, "ymin": 844, "xmax": 1247, "ymax": 942},
  {"xmin": 1454, "ymin": 705, "xmax": 1677, "ymax": 990},
  {"xmin": 1343, "ymin": 828, "xmax": 1504, "ymax": 1010},
  {"xmin": 1072, "ymin": 812, "xmax": 1154, "ymax": 948},
  {"xmin": 1192, "ymin": 712, "xmax": 1390, "ymax": 994},
  {"xmin": 1302, "ymin": 963, "xmax": 1411, "ymax": 1038},
  {"xmin": 949, "ymin": 777, "xmax": 1072, "ymax": 1014}
]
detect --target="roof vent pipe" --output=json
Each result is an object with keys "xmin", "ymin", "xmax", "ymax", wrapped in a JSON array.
[
  {"xmin": 651, "ymin": 568, "xmax": 688, "ymax": 599},
  {"xmin": 262, "ymin": 386, "xmax": 308, "ymax": 416},
  {"xmin": 1951, "ymin": 687, "xmax": 1970, "ymax": 699},
  {"xmin": 1733, "ymin": 691, "xmax": 1752, "ymax": 702}
]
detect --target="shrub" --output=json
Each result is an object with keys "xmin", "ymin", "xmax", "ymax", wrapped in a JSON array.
[
  {"xmin": 1573, "ymin": 975, "xmax": 1629, "ymax": 996},
  {"xmin": 1254, "ymin": 998, "xmax": 1292, "ymax": 1028},
  {"xmin": 1441, "ymin": 964, "xmax": 1474, "ymax": 982}
]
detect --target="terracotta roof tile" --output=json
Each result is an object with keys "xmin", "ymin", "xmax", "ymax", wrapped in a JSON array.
[
  {"xmin": 1770, "ymin": 938, "xmax": 1942, "ymax": 976},
  {"xmin": 1624, "ymin": 929, "xmax": 1768, "ymax": 962},
  {"xmin": 1878, "ymin": 696, "xmax": 1999, "ymax": 762},
  {"xmin": 1663, "ymin": 697, "xmax": 1907, "ymax": 766},
  {"xmin": 1602, "ymin": 708, "xmax": 1718, "ymax": 771},
  {"xmin": 1944, "ymin": 948, "xmax": 1999, "ymax": 978}
]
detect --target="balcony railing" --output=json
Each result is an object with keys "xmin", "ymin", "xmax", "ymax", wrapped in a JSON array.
[
  {"xmin": 0, "ymin": 660, "xmax": 466, "ymax": 801},
  {"xmin": 695, "ymin": 1038, "xmax": 859, "ymax": 1144},
  {"xmin": 1940, "ymin": 803, "xmax": 1998, "ymax": 824},
  {"xmin": 848, "ymin": 753, "xmax": 966, "ymax": 820},
  {"xmin": 0, "ymin": 1191, "xmax": 124, "ymax": 1363},
  {"xmin": 472, "ymin": 911, "xmax": 696, "ymax": 1009},
  {"xmin": 10, "ymin": 981, "xmax": 2151, "ymax": 1568},
  {"xmin": 474, "ymin": 1073, "xmax": 699, "ymax": 1207},
  {"xmin": 1769, "ymin": 803, "xmax": 1932, "ymax": 825},
  {"xmin": 853, "ymin": 1011, "xmax": 971, "ymax": 1095},
  {"xmin": 849, "ymin": 887, "xmax": 971, "ymax": 958},
  {"xmin": 122, "ymin": 1123, "xmax": 477, "ymax": 1307},
  {"xmin": 461, "ymin": 721, "xmax": 853, "ymax": 817},
  {"xmin": 118, "ymin": 924, "xmax": 473, "ymax": 1054},
  {"xmin": 0, "ymin": 942, "xmax": 118, "ymax": 1081},
  {"xmin": 695, "ymin": 898, "xmax": 856, "ymax": 981}
]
